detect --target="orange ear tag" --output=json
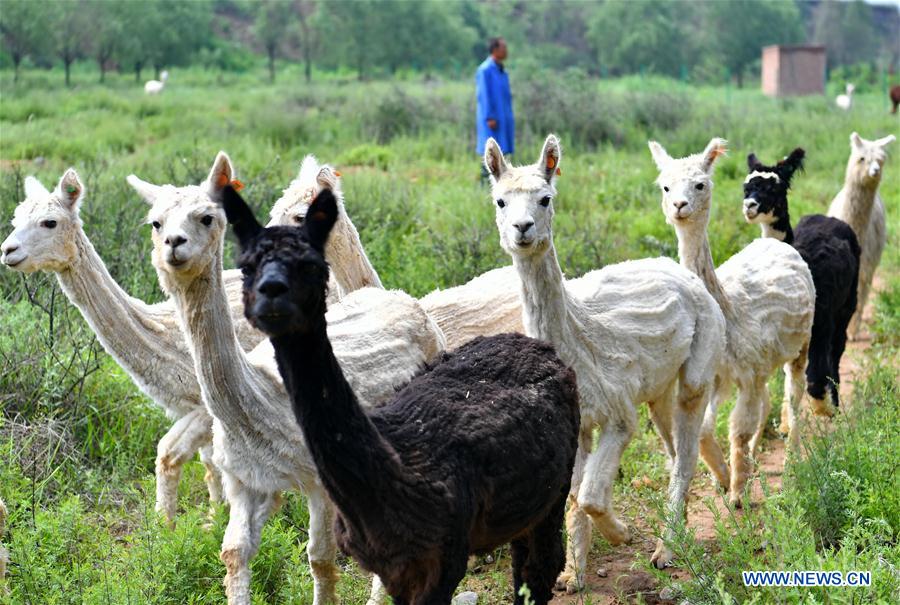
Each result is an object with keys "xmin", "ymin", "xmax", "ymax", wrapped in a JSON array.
[
  {"xmin": 546, "ymin": 156, "xmax": 557, "ymax": 170},
  {"xmin": 556, "ymin": 167, "xmax": 561, "ymax": 176},
  {"xmin": 231, "ymin": 179, "xmax": 244, "ymax": 192},
  {"xmin": 334, "ymin": 170, "xmax": 342, "ymax": 177}
]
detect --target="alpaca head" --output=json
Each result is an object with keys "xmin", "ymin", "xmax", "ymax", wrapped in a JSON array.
[
  {"xmin": 217, "ymin": 184, "xmax": 337, "ymax": 337},
  {"xmin": 127, "ymin": 152, "xmax": 234, "ymax": 290},
  {"xmin": 1, "ymin": 169, "xmax": 85, "ymax": 273},
  {"xmin": 648, "ymin": 137, "xmax": 727, "ymax": 228},
  {"xmin": 485, "ymin": 134, "xmax": 561, "ymax": 258},
  {"xmin": 267, "ymin": 155, "xmax": 343, "ymax": 227},
  {"xmin": 845, "ymin": 83, "xmax": 854, "ymax": 95},
  {"xmin": 742, "ymin": 148, "xmax": 805, "ymax": 225},
  {"xmin": 160, "ymin": 71, "xmax": 169, "ymax": 82},
  {"xmin": 845, "ymin": 132, "xmax": 895, "ymax": 187}
]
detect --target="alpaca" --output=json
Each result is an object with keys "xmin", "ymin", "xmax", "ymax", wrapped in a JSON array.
[
  {"xmin": 648, "ymin": 138, "xmax": 815, "ymax": 501},
  {"xmin": 141, "ymin": 152, "xmax": 444, "ymax": 605},
  {"xmin": 485, "ymin": 135, "xmax": 726, "ymax": 582},
  {"xmin": 744, "ymin": 148, "xmax": 860, "ymax": 414},
  {"xmin": 835, "ymin": 83, "xmax": 854, "ymax": 111},
  {"xmin": 827, "ymin": 132, "xmax": 895, "ymax": 339},
  {"xmin": 267, "ymin": 155, "xmax": 523, "ymax": 349},
  {"xmin": 0, "ymin": 497, "xmax": 7, "ymax": 586},
  {"xmin": 0, "ymin": 169, "xmax": 264, "ymax": 524},
  {"xmin": 145, "ymin": 70, "xmax": 169, "ymax": 95},
  {"xmin": 890, "ymin": 84, "xmax": 900, "ymax": 114},
  {"xmin": 222, "ymin": 182, "xmax": 580, "ymax": 605}
]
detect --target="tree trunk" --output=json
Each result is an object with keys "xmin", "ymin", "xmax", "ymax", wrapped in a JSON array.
[
  {"xmin": 304, "ymin": 54, "xmax": 311, "ymax": 83},
  {"xmin": 736, "ymin": 70, "xmax": 744, "ymax": 88},
  {"xmin": 13, "ymin": 55, "xmax": 21, "ymax": 84},
  {"xmin": 268, "ymin": 48, "xmax": 276, "ymax": 83},
  {"xmin": 155, "ymin": 65, "xmax": 161, "ymax": 80},
  {"xmin": 99, "ymin": 60, "xmax": 106, "ymax": 83},
  {"xmin": 65, "ymin": 58, "xmax": 72, "ymax": 87},
  {"xmin": 135, "ymin": 62, "xmax": 142, "ymax": 83}
]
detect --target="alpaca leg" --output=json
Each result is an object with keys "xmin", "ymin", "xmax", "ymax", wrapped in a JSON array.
[
  {"xmin": 415, "ymin": 545, "xmax": 469, "ymax": 605},
  {"xmin": 198, "ymin": 444, "xmax": 224, "ymax": 506},
  {"xmin": 850, "ymin": 271, "xmax": 872, "ymax": 340},
  {"xmin": 784, "ymin": 347, "xmax": 808, "ymax": 455},
  {"xmin": 220, "ymin": 474, "xmax": 275, "ymax": 605},
  {"xmin": 155, "ymin": 407, "xmax": 213, "ymax": 525},
  {"xmin": 557, "ymin": 432, "xmax": 592, "ymax": 594},
  {"xmin": 515, "ymin": 494, "xmax": 567, "ymax": 605},
  {"xmin": 577, "ymin": 409, "xmax": 636, "ymax": 545},
  {"xmin": 648, "ymin": 387, "xmax": 676, "ymax": 466},
  {"xmin": 366, "ymin": 574, "xmax": 389, "ymax": 605},
  {"xmin": 306, "ymin": 485, "xmax": 341, "ymax": 605},
  {"xmin": 748, "ymin": 382, "xmax": 771, "ymax": 458},
  {"xmin": 0, "ymin": 497, "xmax": 7, "ymax": 586},
  {"xmin": 829, "ymin": 313, "xmax": 852, "ymax": 408},
  {"xmin": 698, "ymin": 381, "xmax": 730, "ymax": 491},
  {"xmin": 728, "ymin": 382, "xmax": 763, "ymax": 508},
  {"xmin": 510, "ymin": 537, "xmax": 528, "ymax": 604},
  {"xmin": 652, "ymin": 383, "xmax": 706, "ymax": 569}
]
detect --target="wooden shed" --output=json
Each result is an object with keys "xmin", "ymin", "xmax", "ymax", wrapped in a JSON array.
[{"xmin": 761, "ymin": 45, "xmax": 826, "ymax": 97}]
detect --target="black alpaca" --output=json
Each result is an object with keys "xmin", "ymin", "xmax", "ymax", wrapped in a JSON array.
[
  {"xmin": 743, "ymin": 148, "xmax": 860, "ymax": 410},
  {"xmin": 217, "ymin": 184, "xmax": 580, "ymax": 605}
]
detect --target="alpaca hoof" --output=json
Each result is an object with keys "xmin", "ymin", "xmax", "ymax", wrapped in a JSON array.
[
  {"xmin": 651, "ymin": 540, "xmax": 674, "ymax": 569},
  {"xmin": 729, "ymin": 495, "xmax": 743, "ymax": 509},
  {"xmin": 555, "ymin": 571, "xmax": 582, "ymax": 594},
  {"xmin": 809, "ymin": 397, "xmax": 836, "ymax": 418},
  {"xmin": 777, "ymin": 420, "xmax": 789, "ymax": 436}
]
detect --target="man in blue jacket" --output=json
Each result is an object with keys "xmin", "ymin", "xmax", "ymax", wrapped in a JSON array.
[{"xmin": 476, "ymin": 37, "xmax": 514, "ymax": 175}]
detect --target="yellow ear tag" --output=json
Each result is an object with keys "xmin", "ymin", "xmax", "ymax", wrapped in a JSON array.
[{"xmin": 231, "ymin": 179, "xmax": 244, "ymax": 192}]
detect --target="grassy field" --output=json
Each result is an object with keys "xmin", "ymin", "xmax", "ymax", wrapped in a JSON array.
[{"xmin": 0, "ymin": 67, "xmax": 898, "ymax": 604}]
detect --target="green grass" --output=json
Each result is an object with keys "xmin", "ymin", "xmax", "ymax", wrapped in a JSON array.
[{"xmin": 0, "ymin": 67, "xmax": 898, "ymax": 603}]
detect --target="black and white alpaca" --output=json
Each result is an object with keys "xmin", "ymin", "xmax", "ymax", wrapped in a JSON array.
[
  {"xmin": 220, "ymin": 184, "xmax": 581, "ymax": 605},
  {"xmin": 743, "ymin": 148, "xmax": 860, "ymax": 414}
]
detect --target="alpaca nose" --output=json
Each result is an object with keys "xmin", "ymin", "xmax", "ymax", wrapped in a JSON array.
[
  {"xmin": 258, "ymin": 277, "xmax": 289, "ymax": 298},
  {"xmin": 514, "ymin": 220, "xmax": 534, "ymax": 234},
  {"xmin": 165, "ymin": 234, "xmax": 187, "ymax": 248},
  {"xmin": 743, "ymin": 199, "xmax": 758, "ymax": 210},
  {"xmin": 673, "ymin": 201, "xmax": 688, "ymax": 210},
  {"xmin": 1, "ymin": 241, "xmax": 17, "ymax": 256}
]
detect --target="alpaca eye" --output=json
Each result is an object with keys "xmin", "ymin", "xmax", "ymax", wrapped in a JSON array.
[
  {"xmin": 496, "ymin": 199, "xmax": 505, "ymax": 208},
  {"xmin": 663, "ymin": 186, "xmax": 669, "ymax": 192},
  {"xmin": 294, "ymin": 215, "xmax": 305, "ymax": 225},
  {"xmin": 695, "ymin": 183, "xmax": 705, "ymax": 191},
  {"xmin": 540, "ymin": 196, "xmax": 551, "ymax": 207},
  {"xmin": 151, "ymin": 221, "xmax": 161, "ymax": 230},
  {"xmin": 41, "ymin": 220, "xmax": 57, "ymax": 229},
  {"xmin": 201, "ymin": 215, "xmax": 213, "ymax": 227}
]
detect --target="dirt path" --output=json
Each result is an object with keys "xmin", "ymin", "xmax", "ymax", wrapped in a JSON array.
[{"xmin": 548, "ymin": 276, "xmax": 882, "ymax": 605}]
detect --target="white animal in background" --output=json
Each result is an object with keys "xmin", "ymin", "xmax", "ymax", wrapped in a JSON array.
[
  {"xmin": 145, "ymin": 70, "xmax": 169, "ymax": 95},
  {"xmin": 486, "ymin": 134, "xmax": 726, "ymax": 583},
  {"xmin": 835, "ymin": 83, "xmax": 854, "ymax": 111},
  {"xmin": 828, "ymin": 132, "xmax": 895, "ymax": 339},
  {"xmin": 0, "ymin": 497, "xmax": 8, "ymax": 587}
]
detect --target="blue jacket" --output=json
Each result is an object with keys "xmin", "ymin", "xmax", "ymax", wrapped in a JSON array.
[{"xmin": 475, "ymin": 57, "xmax": 514, "ymax": 155}]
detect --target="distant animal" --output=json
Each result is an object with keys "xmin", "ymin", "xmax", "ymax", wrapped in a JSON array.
[
  {"xmin": 223, "ymin": 183, "xmax": 580, "ymax": 605},
  {"xmin": 144, "ymin": 70, "xmax": 169, "ymax": 95},
  {"xmin": 827, "ymin": 132, "xmax": 896, "ymax": 339},
  {"xmin": 0, "ymin": 497, "xmax": 7, "ymax": 586},
  {"xmin": 744, "ymin": 148, "xmax": 860, "ymax": 415},
  {"xmin": 649, "ymin": 138, "xmax": 815, "ymax": 505},
  {"xmin": 835, "ymin": 83, "xmax": 854, "ymax": 111},
  {"xmin": 889, "ymin": 84, "xmax": 900, "ymax": 114},
  {"xmin": 486, "ymin": 134, "xmax": 725, "ymax": 582}
]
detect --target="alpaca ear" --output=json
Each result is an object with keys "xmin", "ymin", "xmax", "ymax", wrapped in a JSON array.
[
  {"xmin": 24, "ymin": 176, "xmax": 50, "ymax": 200},
  {"xmin": 304, "ymin": 189, "xmax": 338, "ymax": 253},
  {"xmin": 850, "ymin": 132, "xmax": 864, "ymax": 151},
  {"xmin": 648, "ymin": 141, "xmax": 672, "ymax": 170},
  {"xmin": 701, "ymin": 138, "xmax": 727, "ymax": 173},
  {"xmin": 55, "ymin": 169, "xmax": 84, "ymax": 209},
  {"xmin": 315, "ymin": 165, "xmax": 340, "ymax": 192},
  {"xmin": 483, "ymin": 138, "xmax": 509, "ymax": 182},
  {"xmin": 217, "ymin": 185, "xmax": 263, "ymax": 249},
  {"xmin": 874, "ymin": 134, "xmax": 896, "ymax": 149},
  {"xmin": 538, "ymin": 134, "xmax": 561, "ymax": 182},
  {"xmin": 747, "ymin": 153, "xmax": 763, "ymax": 171},
  {"xmin": 206, "ymin": 151, "xmax": 235, "ymax": 197},
  {"xmin": 778, "ymin": 148, "xmax": 805, "ymax": 181},
  {"xmin": 126, "ymin": 174, "xmax": 163, "ymax": 205}
]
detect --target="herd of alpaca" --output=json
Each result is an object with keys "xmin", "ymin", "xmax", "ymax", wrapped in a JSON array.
[{"xmin": 0, "ymin": 125, "xmax": 892, "ymax": 602}]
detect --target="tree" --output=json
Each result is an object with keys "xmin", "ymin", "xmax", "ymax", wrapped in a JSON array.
[
  {"xmin": 812, "ymin": 0, "xmax": 879, "ymax": 68},
  {"xmin": 88, "ymin": 0, "xmax": 126, "ymax": 82},
  {"xmin": 0, "ymin": 0, "xmax": 48, "ymax": 83},
  {"xmin": 707, "ymin": 0, "xmax": 804, "ymax": 87},
  {"xmin": 51, "ymin": 0, "xmax": 91, "ymax": 87},
  {"xmin": 292, "ymin": 0, "xmax": 318, "ymax": 83},
  {"xmin": 254, "ymin": 0, "xmax": 293, "ymax": 83}
]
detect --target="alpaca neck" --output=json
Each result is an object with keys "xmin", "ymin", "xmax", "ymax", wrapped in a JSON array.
[
  {"xmin": 837, "ymin": 175, "xmax": 879, "ymax": 238},
  {"xmin": 166, "ymin": 250, "xmax": 256, "ymax": 425},
  {"xmin": 512, "ymin": 242, "xmax": 576, "ymax": 345},
  {"xmin": 328, "ymin": 211, "xmax": 383, "ymax": 296},
  {"xmin": 760, "ymin": 210, "xmax": 793, "ymax": 244},
  {"xmin": 270, "ymin": 324, "xmax": 406, "ymax": 532},
  {"xmin": 674, "ymin": 219, "xmax": 734, "ymax": 318},
  {"xmin": 55, "ymin": 229, "xmax": 195, "ymax": 391}
]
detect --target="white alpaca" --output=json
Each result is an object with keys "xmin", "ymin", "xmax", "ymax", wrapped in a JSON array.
[
  {"xmin": 485, "ymin": 135, "xmax": 726, "ymax": 584},
  {"xmin": 0, "ymin": 497, "xmax": 7, "ymax": 587},
  {"xmin": 138, "ymin": 152, "xmax": 444, "ymax": 605},
  {"xmin": 268, "ymin": 155, "xmax": 524, "ymax": 349},
  {"xmin": 835, "ymin": 83, "xmax": 854, "ymax": 111},
  {"xmin": 0, "ymin": 170, "xmax": 262, "ymax": 524},
  {"xmin": 827, "ymin": 132, "xmax": 895, "ymax": 339},
  {"xmin": 145, "ymin": 70, "xmax": 169, "ymax": 95},
  {"xmin": 648, "ymin": 138, "xmax": 815, "ymax": 501}
]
